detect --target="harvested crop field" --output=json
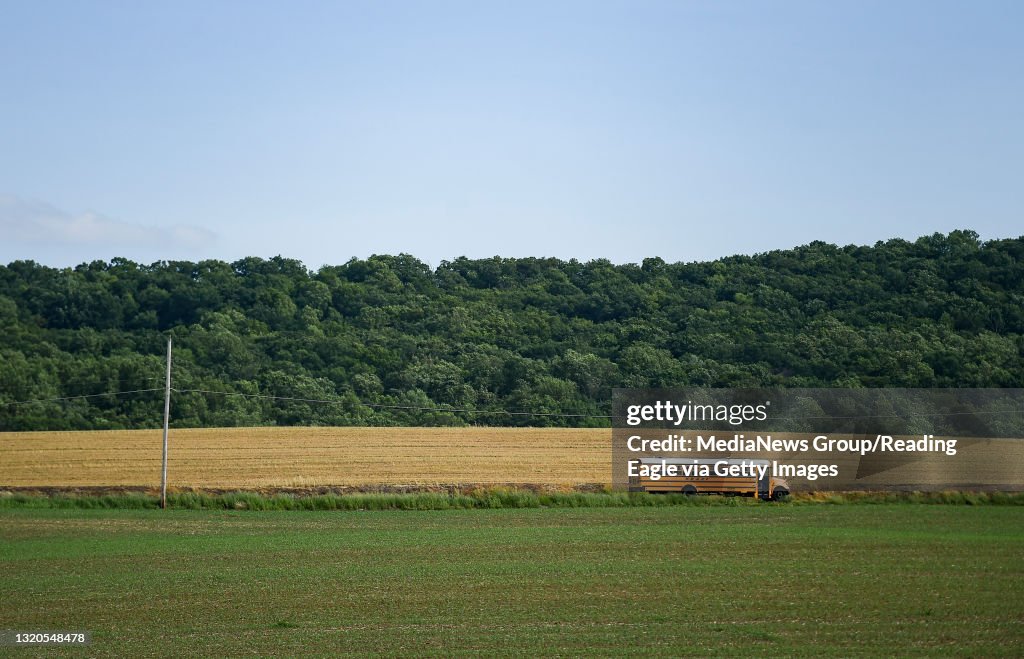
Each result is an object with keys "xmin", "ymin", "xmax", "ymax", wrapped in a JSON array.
[
  {"xmin": 5, "ymin": 427, "xmax": 1020, "ymax": 493},
  {"xmin": 0, "ymin": 427, "xmax": 610, "ymax": 489}
]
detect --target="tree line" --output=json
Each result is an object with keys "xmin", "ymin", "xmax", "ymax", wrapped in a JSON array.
[{"xmin": 1, "ymin": 230, "xmax": 1021, "ymax": 430}]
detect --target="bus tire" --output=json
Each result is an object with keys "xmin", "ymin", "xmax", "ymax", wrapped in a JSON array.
[
  {"xmin": 682, "ymin": 485, "xmax": 698, "ymax": 496},
  {"xmin": 772, "ymin": 488, "xmax": 789, "ymax": 501}
]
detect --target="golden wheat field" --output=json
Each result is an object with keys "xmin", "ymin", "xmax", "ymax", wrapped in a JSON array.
[
  {"xmin": 0, "ymin": 427, "xmax": 611, "ymax": 489},
  {"xmin": 4, "ymin": 427, "xmax": 1019, "ymax": 491}
]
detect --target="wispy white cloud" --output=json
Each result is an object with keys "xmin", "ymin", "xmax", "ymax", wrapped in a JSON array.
[{"xmin": 0, "ymin": 196, "xmax": 217, "ymax": 251}]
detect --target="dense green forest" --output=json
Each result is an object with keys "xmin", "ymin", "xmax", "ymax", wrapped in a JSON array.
[{"xmin": 1, "ymin": 230, "xmax": 1022, "ymax": 430}]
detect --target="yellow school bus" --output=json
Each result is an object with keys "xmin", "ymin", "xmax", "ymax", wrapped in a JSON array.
[{"xmin": 628, "ymin": 457, "xmax": 790, "ymax": 500}]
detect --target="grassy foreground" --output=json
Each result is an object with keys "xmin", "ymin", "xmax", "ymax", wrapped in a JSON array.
[
  {"xmin": 2, "ymin": 489, "xmax": 1023, "ymax": 511},
  {"xmin": 1, "ymin": 506, "xmax": 1022, "ymax": 657}
]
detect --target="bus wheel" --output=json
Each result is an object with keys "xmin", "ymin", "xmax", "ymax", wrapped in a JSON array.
[
  {"xmin": 772, "ymin": 489, "xmax": 789, "ymax": 501},
  {"xmin": 682, "ymin": 485, "xmax": 698, "ymax": 496}
]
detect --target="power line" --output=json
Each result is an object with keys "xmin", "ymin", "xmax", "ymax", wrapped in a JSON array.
[
  {"xmin": 0, "ymin": 375, "xmax": 166, "ymax": 401},
  {"xmin": 3, "ymin": 384, "xmax": 1022, "ymax": 423},
  {"xmin": 179, "ymin": 389, "xmax": 1022, "ymax": 421},
  {"xmin": 20, "ymin": 376, "xmax": 167, "ymax": 398},
  {"xmin": 1, "ymin": 388, "xmax": 164, "ymax": 407},
  {"xmin": 174, "ymin": 388, "xmax": 613, "ymax": 419}
]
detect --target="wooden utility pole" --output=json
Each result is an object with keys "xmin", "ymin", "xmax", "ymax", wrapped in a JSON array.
[{"xmin": 161, "ymin": 337, "xmax": 172, "ymax": 509}]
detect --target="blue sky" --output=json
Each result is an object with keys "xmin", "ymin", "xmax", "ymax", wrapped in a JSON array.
[{"xmin": 1, "ymin": 0, "xmax": 1021, "ymax": 269}]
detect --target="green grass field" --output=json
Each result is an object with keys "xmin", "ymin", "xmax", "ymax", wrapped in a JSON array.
[{"xmin": 1, "ymin": 506, "xmax": 1022, "ymax": 656}]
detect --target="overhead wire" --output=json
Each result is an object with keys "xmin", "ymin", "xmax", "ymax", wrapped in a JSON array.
[
  {"xmin": 1, "ymin": 383, "xmax": 1021, "ymax": 423},
  {"xmin": 1, "ymin": 388, "xmax": 165, "ymax": 407},
  {"xmin": 174, "ymin": 388, "xmax": 613, "ymax": 419}
]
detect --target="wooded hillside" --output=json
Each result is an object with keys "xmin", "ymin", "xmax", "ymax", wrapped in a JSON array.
[{"xmin": 1, "ymin": 230, "xmax": 1021, "ymax": 430}]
